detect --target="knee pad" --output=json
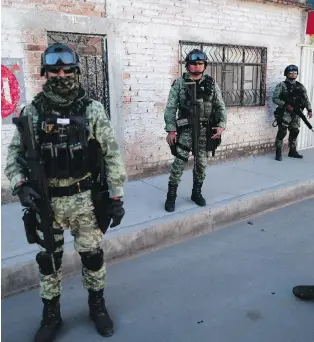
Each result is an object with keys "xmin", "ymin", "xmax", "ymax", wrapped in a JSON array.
[
  {"xmin": 79, "ymin": 248, "xmax": 104, "ymax": 272},
  {"xmin": 36, "ymin": 251, "xmax": 63, "ymax": 275},
  {"xmin": 289, "ymin": 128, "xmax": 300, "ymax": 140}
]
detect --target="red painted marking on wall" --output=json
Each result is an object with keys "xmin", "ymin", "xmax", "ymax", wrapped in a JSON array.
[{"xmin": 1, "ymin": 64, "xmax": 21, "ymax": 118}]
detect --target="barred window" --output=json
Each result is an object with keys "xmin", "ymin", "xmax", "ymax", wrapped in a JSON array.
[{"xmin": 179, "ymin": 41, "xmax": 267, "ymax": 107}]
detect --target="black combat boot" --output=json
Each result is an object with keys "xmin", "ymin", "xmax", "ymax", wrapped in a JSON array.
[
  {"xmin": 275, "ymin": 148, "xmax": 282, "ymax": 161},
  {"xmin": 288, "ymin": 148, "xmax": 303, "ymax": 159},
  {"xmin": 191, "ymin": 181, "xmax": 206, "ymax": 206},
  {"xmin": 165, "ymin": 182, "xmax": 178, "ymax": 212},
  {"xmin": 34, "ymin": 296, "xmax": 62, "ymax": 342},
  {"xmin": 88, "ymin": 289, "xmax": 113, "ymax": 337},
  {"xmin": 292, "ymin": 285, "xmax": 314, "ymax": 300}
]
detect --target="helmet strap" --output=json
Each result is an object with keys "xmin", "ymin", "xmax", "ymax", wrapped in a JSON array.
[{"xmin": 190, "ymin": 71, "xmax": 203, "ymax": 76}]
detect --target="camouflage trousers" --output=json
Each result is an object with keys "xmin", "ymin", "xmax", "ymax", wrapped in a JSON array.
[
  {"xmin": 169, "ymin": 127, "xmax": 208, "ymax": 185},
  {"xmin": 37, "ymin": 190, "xmax": 105, "ymax": 300},
  {"xmin": 275, "ymin": 114, "xmax": 300, "ymax": 150}
]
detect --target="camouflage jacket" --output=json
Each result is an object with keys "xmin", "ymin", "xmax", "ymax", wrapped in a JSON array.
[
  {"xmin": 4, "ymin": 99, "xmax": 126, "ymax": 198},
  {"xmin": 272, "ymin": 80, "xmax": 312, "ymax": 113},
  {"xmin": 164, "ymin": 72, "xmax": 227, "ymax": 132}
]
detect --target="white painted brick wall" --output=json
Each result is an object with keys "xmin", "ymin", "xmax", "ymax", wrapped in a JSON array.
[
  {"xmin": 1, "ymin": 0, "xmax": 309, "ymax": 188},
  {"xmin": 106, "ymin": 0, "xmax": 308, "ymax": 176}
]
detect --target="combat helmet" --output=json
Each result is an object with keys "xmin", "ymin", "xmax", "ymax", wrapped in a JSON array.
[
  {"xmin": 185, "ymin": 49, "xmax": 208, "ymax": 69},
  {"xmin": 284, "ymin": 64, "xmax": 298, "ymax": 77},
  {"xmin": 40, "ymin": 43, "xmax": 81, "ymax": 76}
]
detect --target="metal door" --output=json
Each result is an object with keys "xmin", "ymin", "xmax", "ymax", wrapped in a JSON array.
[{"xmin": 298, "ymin": 46, "xmax": 314, "ymax": 150}]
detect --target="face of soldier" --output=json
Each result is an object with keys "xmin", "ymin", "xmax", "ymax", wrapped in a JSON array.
[
  {"xmin": 47, "ymin": 66, "xmax": 75, "ymax": 78},
  {"xmin": 188, "ymin": 61, "xmax": 205, "ymax": 77},
  {"xmin": 287, "ymin": 71, "xmax": 298, "ymax": 80}
]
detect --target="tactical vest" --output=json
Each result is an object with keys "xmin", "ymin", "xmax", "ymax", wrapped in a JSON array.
[
  {"xmin": 34, "ymin": 100, "xmax": 92, "ymax": 179},
  {"xmin": 283, "ymin": 81, "xmax": 305, "ymax": 109},
  {"xmin": 178, "ymin": 74, "xmax": 215, "ymax": 123}
]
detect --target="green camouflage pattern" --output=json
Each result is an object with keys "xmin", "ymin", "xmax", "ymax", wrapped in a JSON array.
[
  {"xmin": 164, "ymin": 72, "xmax": 227, "ymax": 132},
  {"xmin": 272, "ymin": 80, "xmax": 312, "ymax": 150},
  {"xmin": 4, "ymin": 99, "xmax": 126, "ymax": 198},
  {"xmin": 275, "ymin": 119, "xmax": 300, "ymax": 150},
  {"xmin": 272, "ymin": 80, "xmax": 312, "ymax": 127},
  {"xmin": 165, "ymin": 72, "xmax": 226, "ymax": 185},
  {"xmin": 39, "ymin": 190, "xmax": 106, "ymax": 300},
  {"xmin": 169, "ymin": 126, "xmax": 208, "ymax": 185},
  {"xmin": 5, "ymin": 93, "xmax": 125, "ymax": 300},
  {"xmin": 42, "ymin": 75, "xmax": 80, "ymax": 99}
]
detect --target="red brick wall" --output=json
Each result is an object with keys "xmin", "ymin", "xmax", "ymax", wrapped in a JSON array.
[
  {"xmin": 2, "ymin": 0, "xmax": 106, "ymax": 17},
  {"xmin": 21, "ymin": 29, "xmax": 48, "ymax": 96}
]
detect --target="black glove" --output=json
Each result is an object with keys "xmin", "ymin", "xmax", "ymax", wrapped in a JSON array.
[
  {"xmin": 16, "ymin": 184, "xmax": 41, "ymax": 212},
  {"xmin": 108, "ymin": 199, "xmax": 125, "ymax": 228}
]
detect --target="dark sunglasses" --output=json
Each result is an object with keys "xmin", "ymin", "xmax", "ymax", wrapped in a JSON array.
[
  {"xmin": 47, "ymin": 66, "xmax": 76, "ymax": 74},
  {"xmin": 189, "ymin": 61, "xmax": 205, "ymax": 66}
]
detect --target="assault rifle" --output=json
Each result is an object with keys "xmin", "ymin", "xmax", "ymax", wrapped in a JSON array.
[
  {"xmin": 184, "ymin": 81, "xmax": 221, "ymax": 158},
  {"xmin": 285, "ymin": 99, "xmax": 314, "ymax": 132},
  {"xmin": 281, "ymin": 85, "xmax": 314, "ymax": 132},
  {"xmin": 13, "ymin": 114, "xmax": 57, "ymax": 272},
  {"xmin": 185, "ymin": 81, "xmax": 200, "ymax": 166}
]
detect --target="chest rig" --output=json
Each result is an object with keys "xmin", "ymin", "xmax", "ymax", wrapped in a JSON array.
[
  {"xmin": 34, "ymin": 100, "xmax": 91, "ymax": 179},
  {"xmin": 283, "ymin": 81, "xmax": 305, "ymax": 109},
  {"xmin": 177, "ymin": 74, "xmax": 215, "ymax": 129}
]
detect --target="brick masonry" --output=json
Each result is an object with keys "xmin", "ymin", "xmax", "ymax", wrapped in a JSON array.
[
  {"xmin": 108, "ymin": 0, "xmax": 310, "ymax": 178},
  {"xmin": 1, "ymin": 0, "xmax": 312, "ymax": 200},
  {"xmin": 1, "ymin": 0, "xmax": 106, "ymax": 17}
]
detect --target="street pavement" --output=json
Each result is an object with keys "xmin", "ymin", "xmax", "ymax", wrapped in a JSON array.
[{"xmin": 2, "ymin": 197, "xmax": 314, "ymax": 342}]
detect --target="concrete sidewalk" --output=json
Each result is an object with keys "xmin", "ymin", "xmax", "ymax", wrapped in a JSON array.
[{"xmin": 2, "ymin": 148, "xmax": 314, "ymax": 297}]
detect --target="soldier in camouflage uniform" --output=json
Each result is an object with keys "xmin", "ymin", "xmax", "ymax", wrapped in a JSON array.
[
  {"xmin": 272, "ymin": 64, "xmax": 312, "ymax": 161},
  {"xmin": 4, "ymin": 43, "xmax": 126, "ymax": 342},
  {"xmin": 164, "ymin": 49, "xmax": 226, "ymax": 212}
]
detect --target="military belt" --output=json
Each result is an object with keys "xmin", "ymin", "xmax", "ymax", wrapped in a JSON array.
[
  {"xmin": 49, "ymin": 177, "xmax": 93, "ymax": 197},
  {"xmin": 176, "ymin": 118, "xmax": 208, "ymax": 129}
]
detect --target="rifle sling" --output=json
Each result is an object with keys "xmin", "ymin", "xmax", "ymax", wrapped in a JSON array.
[{"xmin": 176, "ymin": 142, "xmax": 190, "ymax": 152}]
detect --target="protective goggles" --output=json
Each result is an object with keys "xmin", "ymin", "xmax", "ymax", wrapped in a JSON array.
[
  {"xmin": 44, "ymin": 52, "xmax": 77, "ymax": 66},
  {"xmin": 189, "ymin": 53, "xmax": 207, "ymax": 61},
  {"xmin": 286, "ymin": 67, "xmax": 298, "ymax": 73}
]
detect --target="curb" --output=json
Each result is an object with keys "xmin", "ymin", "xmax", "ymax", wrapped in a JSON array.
[{"xmin": 2, "ymin": 177, "xmax": 314, "ymax": 298}]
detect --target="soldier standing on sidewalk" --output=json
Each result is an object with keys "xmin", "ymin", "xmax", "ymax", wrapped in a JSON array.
[
  {"xmin": 272, "ymin": 64, "xmax": 312, "ymax": 161},
  {"xmin": 5, "ymin": 43, "xmax": 126, "ymax": 342},
  {"xmin": 163, "ymin": 49, "xmax": 227, "ymax": 212}
]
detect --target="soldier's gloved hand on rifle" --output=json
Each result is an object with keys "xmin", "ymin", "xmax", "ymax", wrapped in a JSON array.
[
  {"xmin": 15, "ymin": 182, "xmax": 41, "ymax": 212},
  {"xmin": 211, "ymin": 127, "xmax": 225, "ymax": 140},
  {"xmin": 166, "ymin": 131, "xmax": 177, "ymax": 146},
  {"xmin": 286, "ymin": 104, "xmax": 294, "ymax": 112},
  {"xmin": 308, "ymin": 110, "xmax": 312, "ymax": 119},
  {"xmin": 108, "ymin": 198, "xmax": 125, "ymax": 228}
]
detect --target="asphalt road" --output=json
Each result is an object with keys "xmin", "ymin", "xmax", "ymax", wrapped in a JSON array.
[{"xmin": 2, "ymin": 197, "xmax": 314, "ymax": 342}]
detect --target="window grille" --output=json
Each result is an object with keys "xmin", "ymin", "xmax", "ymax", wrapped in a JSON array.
[{"xmin": 179, "ymin": 41, "xmax": 267, "ymax": 107}]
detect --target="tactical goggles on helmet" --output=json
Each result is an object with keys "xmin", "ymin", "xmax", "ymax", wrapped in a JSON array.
[
  {"xmin": 43, "ymin": 52, "xmax": 77, "ymax": 67},
  {"xmin": 286, "ymin": 66, "xmax": 298, "ymax": 73},
  {"xmin": 188, "ymin": 53, "xmax": 207, "ymax": 61}
]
